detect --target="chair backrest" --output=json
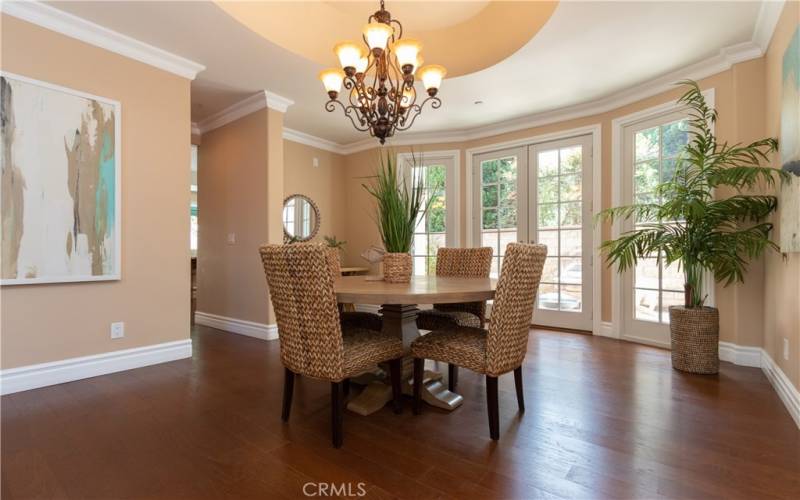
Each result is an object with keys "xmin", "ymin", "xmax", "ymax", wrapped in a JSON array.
[
  {"xmin": 486, "ymin": 243, "xmax": 547, "ymax": 376},
  {"xmin": 259, "ymin": 243, "xmax": 345, "ymax": 381},
  {"xmin": 433, "ymin": 247, "xmax": 493, "ymax": 320}
]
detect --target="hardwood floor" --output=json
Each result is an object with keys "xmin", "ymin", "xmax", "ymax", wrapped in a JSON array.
[{"xmin": 2, "ymin": 325, "xmax": 799, "ymax": 499}]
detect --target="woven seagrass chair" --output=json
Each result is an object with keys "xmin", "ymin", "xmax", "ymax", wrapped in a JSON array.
[
  {"xmin": 326, "ymin": 248, "xmax": 383, "ymax": 333},
  {"xmin": 415, "ymin": 246, "xmax": 493, "ymax": 391},
  {"xmin": 259, "ymin": 243, "xmax": 404, "ymax": 448},
  {"xmin": 411, "ymin": 243, "xmax": 546, "ymax": 440}
]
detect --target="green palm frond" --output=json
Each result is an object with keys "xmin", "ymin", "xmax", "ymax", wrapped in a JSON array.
[{"xmin": 598, "ymin": 80, "xmax": 790, "ymax": 308}]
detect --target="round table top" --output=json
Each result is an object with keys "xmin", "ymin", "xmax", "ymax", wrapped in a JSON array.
[{"xmin": 334, "ymin": 275, "xmax": 497, "ymax": 305}]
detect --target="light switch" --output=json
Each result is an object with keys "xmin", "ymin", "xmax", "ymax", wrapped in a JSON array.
[{"xmin": 227, "ymin": 233, "xmax": 236, "ymax": 245}]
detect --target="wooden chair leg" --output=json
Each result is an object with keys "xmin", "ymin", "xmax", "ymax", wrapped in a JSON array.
[
  {"xmin": 331, "ymin": 382, "xmax": 343, "ymax": 448},
  {"xmin": 486, "ymin": 375, "xmax": 499, "ymax": 440},
  {"xmin": 282, "ymin": 368, "xmax": 295, "ymax": 422},
  {"xmin": 448, "ymin": 363, "xmax": 458, "ymax": 392},
  {"xmin": 389, "ymin": 358, "xmax": 403, "ymax": 414},
  {"xmin": 343, "ymin": 378, "xmax": 350, "ymax": 398},
  {"xmin": 514, "ymin": 366, "xmax": 525, "ymax": 413},
  {"xmin": 413, "ymin": 358, "xmax": 424, "ymax": 415}
]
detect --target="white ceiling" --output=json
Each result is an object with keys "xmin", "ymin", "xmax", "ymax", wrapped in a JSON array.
[{"xmin": 47, "ymin": 1, "xmax": 764, "ymax": 145}]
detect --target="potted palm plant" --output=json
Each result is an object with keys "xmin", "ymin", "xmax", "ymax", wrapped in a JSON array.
[
  {"xmin": 598, "ymin": 80, "xmax": 790, "ymax": 374},
  {"xmin": 363, "ymin": 151, "xmax": 436, "ymax": 283}
]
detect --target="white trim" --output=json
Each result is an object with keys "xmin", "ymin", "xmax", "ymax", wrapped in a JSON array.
[
  {"xmin": 194, "ymin": 311, "xmax": 278, "ymax": 341},
  {"xmin": 354, "ymin": 304, "xmax": 382, "ymax": 315},
  {"xmin": 1, "ymin": 1, "xmax": 204, "ymax": 80},
  {"xmin": 719, "ymin": 341, "xmax": 762, "ymax": 367},
  {"xmin": 753, "ymin": 0, "xmax": 786, "ymax": 52},
  {"xmin": 265, "ymin": 91, "xmax": 294, "ymax": 113},
  {"xmin": 334, "ymin": 43, "xmax": 760, "ymax": 154},
  {"xmin": 283, "ymin": 127, "xmax": 342, "ymax": 154},
  {"xmin": 610, "ymin": 89, "xmax": 716, "ymax": 342},
  {"xmin": 590, "ymin": 126, "xmax": 604, "ymax": 338},
  {"xmin": 761, "ymin": 348, "xmax": 800, "ymax": 429},
  {"xmin": 0, "ymin": 72, "xmax": 123, "ymax": 286},
  {"xmin": 191, "ymin": 122, "xmax": 201, "ymax": 137},
  {"xmin": 0, "ymin": 339, "xmax": 192, "ymax": 395},
  {"xmin": 595, "ymin": 321, "xmax": 616, "ymax": 339}
]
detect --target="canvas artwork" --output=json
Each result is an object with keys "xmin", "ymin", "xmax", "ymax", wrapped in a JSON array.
[
  {"xmin": 780, "ymin": 28, "xmax": 800, "ymax": 253},
  {"xmin": 1, "ymin": 73, "xmax": 121, "ymax": 285}
]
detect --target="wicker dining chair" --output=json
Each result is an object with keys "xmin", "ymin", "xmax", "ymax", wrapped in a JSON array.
[
  {"xmin": 326, "ymin": 248, "xmax": 383, "ymax": 333},
  {"xmin": 259, "ymin": 243, "xmax": 404, "ymax": 448},
  {"xmin": 410, "ymin": 243, "xmax": 546, "ymax": 440},
  {"xmin": 415, "ymin": 246, "xmax": 493, "ymax": 391}
]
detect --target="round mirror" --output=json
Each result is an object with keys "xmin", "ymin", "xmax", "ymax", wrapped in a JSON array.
[{"xmin": 282, "ymin": 194, "xmax": 320, "ymax": 242}]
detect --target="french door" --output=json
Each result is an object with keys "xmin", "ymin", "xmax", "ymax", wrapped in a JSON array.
[{"xmin": 473, "ymin": 135, "xmax": 593, "ymax": 331}]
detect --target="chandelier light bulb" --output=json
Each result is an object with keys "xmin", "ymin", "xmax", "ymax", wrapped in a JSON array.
[
  {"xmin": 334, "ymin": 41, "xmax": 362, "ymax": 71},
  {"xmin": 319, "ymin": 68, "xmax": 344, "ymax": 97},
  {"xmin": 393, "ymin": 39, "xmax": 422, "ymax": 72},
  {"xmin": 418, "ymin": 64, "xmax": 447, "ymax": 94},
  {"xmin": 363, "ymin": 22, "xmax": 392, "ymax": 51}
]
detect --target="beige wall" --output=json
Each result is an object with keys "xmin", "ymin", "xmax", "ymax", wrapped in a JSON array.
[
  {"xmin": 764, "ymin": 0, "xmax": 800, "ymax": 391},
  {"xmin": 0, "ymin": 16, "xmax": 192, "ymax": 369},
  {"xmin": 283, "ymin": 141, "xmax": 348, "ymax": 249},
  {"xmin": 196, "ymin": 109, "xmax": 271, "ymax": 325},
  {"xmin": 340, "ymin": 60, "xmax": 771, "ymax": 346}
]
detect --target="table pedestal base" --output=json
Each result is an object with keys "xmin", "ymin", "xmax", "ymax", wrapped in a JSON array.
[{"xmin": 346, "ymin": 369, "xmax": 463, "ymax": 416}]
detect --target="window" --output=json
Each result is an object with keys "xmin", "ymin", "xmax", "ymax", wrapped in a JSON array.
[
  {"xmin": 400, "ymin": 152, "xmax": 459, "ymax": 276},
  {"xmin": 283, "ymin": 198, "xmax": 296, "ymax": 237},
  {"xmin": 631, "ymin": 119, "xmax": 688, "ymax": 324},
  {"xmin": 190, "ymin": 145, "xmax": 198, "ymax": 255},
  {"xmin": 479, "ymin": 156, "xmax": 518, "ymax": 279}
]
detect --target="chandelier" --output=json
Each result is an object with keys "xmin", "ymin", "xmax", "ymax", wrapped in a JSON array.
[{"xmin": 318, "ymin": 0, "xmax": 446, "ymax": 144}]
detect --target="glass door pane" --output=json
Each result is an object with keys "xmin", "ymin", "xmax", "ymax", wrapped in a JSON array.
[{"xmin": 411, "ymin": 164, "xmax": 447, "ymax": 276}]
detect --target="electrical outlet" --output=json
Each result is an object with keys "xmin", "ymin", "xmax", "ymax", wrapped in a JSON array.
[
  {"xmin": 227, "ymin": 233, "xmax": 236, "ymax": 245},
  {"xmin": 783, "ymin": 338, "xmax": 790, "ymax": 361},
  {"xmin": 313, "ymin": 157, "xmax": 319, "ymax": 168},
  {"xmin": 111, "ymin": 322, "xmax": 124, "ymax": 339}
]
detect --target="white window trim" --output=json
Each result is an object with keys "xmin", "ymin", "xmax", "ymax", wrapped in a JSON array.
[
  {"xmin": 609, "ymin": 88, "xmax": 716, "ymax": 344},
  {"xmin": 397, "ymin": 150, "xmax": 461, "ymax": 249},
  {"xmin": 464, "ymin": 124, "xmax": 602, "ymax": 336}
]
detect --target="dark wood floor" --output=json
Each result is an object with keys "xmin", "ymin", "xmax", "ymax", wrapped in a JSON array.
[{"xmin": 3, "ymin": 325, "xmax": 799, "ymax": 499}]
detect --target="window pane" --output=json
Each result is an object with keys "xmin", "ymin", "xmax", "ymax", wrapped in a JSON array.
[
  {"xmin": 560, "ymin": 202, "xmax": 581, "ymax": 227},
  {"xmin": 538, "ymin": 203, "xmax": 558, "ymax": 229},
  {"xmin": 413, "ymin": 256, "xmax": 426, "ymax": 276},
  {"xmin": 560, "ymin": 146, "xmax": 582, "ymax": 174},
  {"xmin": 541, "ymin": 258, "xmax": 559, "ymax": 283},
  {"xmin": 482, "ymin": 232, "xmax": 499, "ymax": 255},
  {"xmin": 499, "ymin": 231, "xmax": 517, "ymax": 256},
  {"xmin": 662, "ymin": 261, "xmax": 684, "ymax": 291},
  {"xmin": 662, "ymin": 158, "xmax": 679, "ymax": 183},
  {"xmin": 662, "ymin": 120, "xmax": 688, "ymax": 158},
  {"xmin": 498, "ymin": 158, "xmax": 516, "ymax": 182},
  {"xmin": 429, "ymin": 233, "xmax": 445, "ymax": 256},
  {"xmin": 537, "ymin": 230, "xmax": 558, "ymax": 256},
  {"xmin": 635, "ymin": 288, "xmax": 660, "ymax": 322},
  {"xmin": 490, "ymin": 257, "xmax": 499, "ymax": 279},
  {"xmin": 482, "ymin": 209, "xmax": 497, "ymax": 229},
  {"xmin": 560, "ymin": 229, "xmax": 581, "ymax": 256},
  {"xmin": 635, "ymin": 126, "xmax": 659, "ymax": 161},
  {"xmin": 560, "ymin": 285, "xmax": 582, "ymax": 311},
  {"xmin": 634, "ymin": 160, "xmax": 659, "ymax": 194},
  {"xmin": 481, "ymin": 160, "xmax": 498, "ymax": 183},
  {"xmin": 634, "ymin": 257, "xmax": 660, "ymax": 289},
  {"xmin": 498, "ymin": 207, "xmax": 517, "ymax": 229},
  {"xmin": 499, "ymin": 183, "xmax": 517, "ymax": 207},
  {"xmin": 560, "ymin": 257, "xmax": 582, "ymax": 284},
  {"xmin": 661, "ymin": 291, "xmax": 683, "ymax": 323},
  {"xmin": 428, "ymin": 197, "xmax": 446, "ymax": 233},
  {"xmin": 538, "ymin": 150, "xmax": 558, "ymax": 177},
  {"xmin": 426, "ymin": 256, "xmax": 437, "ymax": 276},
  {"xmin": 559, "ymin": 174, "xmax": 581, "ymax": 202},
  {"xmin": 538, "ymin": 283, "xmax": 559, "ymax": 310},
  {"xmin": 412, "ymin": 233, "xmax": 428, "ymax": 256},
  {"xmin": 482, "ymin": 185, "xmax": 498, "ymax": 207},
  {"xmin": 537, "ymin": 176, "xmax": 558, "ymax": 203}
]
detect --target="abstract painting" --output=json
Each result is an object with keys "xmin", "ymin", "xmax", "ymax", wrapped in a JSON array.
[
  {"xmin": 780, "ymin": 28, "xmax": 800, "ymax": 253},
  {"xmin": 1, "ymin": 73, "xmax": 121, "ymax": 285}
]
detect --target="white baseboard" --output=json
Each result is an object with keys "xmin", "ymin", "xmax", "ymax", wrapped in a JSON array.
[
  {"xmin": 194, "ymin": 311, "xmax": 278, "ymax": 341},
  {"xmin": 718, "ymin": 341, "xmax": 762, "ymax": 367},
  {"xmin": 595, "ymin": 321, "xmax": 617, "ymax": 339},
  {"xmin": 0, "ymin": 339, "xmax": 192, "ymax": 396},
  {"xmin": 761, "ymin": 350, "xmax": 800, "ymax": 429}
]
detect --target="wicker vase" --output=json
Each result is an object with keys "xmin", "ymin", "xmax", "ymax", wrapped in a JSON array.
[
  {"xmin": 383, "ymin": 253, "xmax": 412, "ymax": 283},
  {"xmin": 669, "ymin": 306, "xmax": 719, "ymax": 374}
]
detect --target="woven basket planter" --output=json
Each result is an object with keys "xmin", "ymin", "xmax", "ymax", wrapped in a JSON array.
[
  {"xmin": 669, "ymin": 306, "xmax": 719, "ymax": 374},
  {"xmin": 383, "ymin": 253, "xmax": 412, "ymax": 283}
]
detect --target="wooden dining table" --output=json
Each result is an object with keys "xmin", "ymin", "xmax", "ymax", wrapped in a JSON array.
[{"xmin": 335, "ymin": 275, "xmax": 497, "ymax": 415}]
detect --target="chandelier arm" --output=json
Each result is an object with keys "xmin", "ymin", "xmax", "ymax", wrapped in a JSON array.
[{"xmin": 394, "ymin": 96, "xmax": 441, "ymax": 131}]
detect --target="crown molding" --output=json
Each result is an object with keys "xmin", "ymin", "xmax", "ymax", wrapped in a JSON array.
[
  {"xmin": 191, "ymin": 122, "xmax": 200, "ymax": 136},
  {"xmin": 753, "ymin": 0, "xmax": 786, "ymax": 52},
  {"xmin": 283, "ymin": 128, "xmax": 341, "ymax": 153},
  {"xmin": 1, "ymin": 1, "xmax": 205, "ymax": 80},
  {"xmin": 265, "ymin": 91, "xmax": 294, "ymax": 113}
]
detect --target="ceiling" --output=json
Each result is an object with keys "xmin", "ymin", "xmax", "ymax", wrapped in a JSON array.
[{"xmin": 47, "ymin": 1, "xmax": 764, "ymax": 145}]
